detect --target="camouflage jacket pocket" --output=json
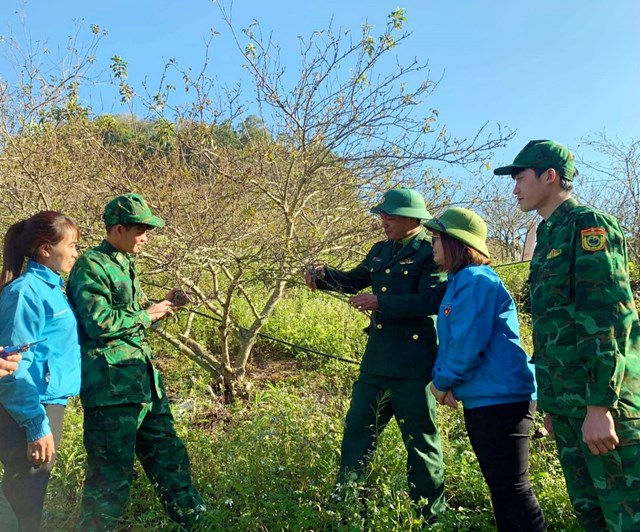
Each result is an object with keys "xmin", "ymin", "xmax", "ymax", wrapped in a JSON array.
[
  {"xmin": 537, "ymin": 345, "xmax": 588, "ymax": 415},
  {"xmin": 106, "ymin": 358, "xmax": 149, "ymax": 397},
  {"xmin": 102, "ymin": 338, "xmax": 147, "ymax": 363},
  {"xmin": 535, "ymin": 259, "xmax": 572, "ymax": 312}
]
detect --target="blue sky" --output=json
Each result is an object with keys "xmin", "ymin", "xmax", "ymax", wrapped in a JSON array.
[{"xmin": 1, "ymin": 0, "xmax": 638, "ymax": 173}]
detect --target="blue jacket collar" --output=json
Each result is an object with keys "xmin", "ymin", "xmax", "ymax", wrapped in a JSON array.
[{"xmin": 26, "ymin": 259, "xmax": 64, "ymax": 288}]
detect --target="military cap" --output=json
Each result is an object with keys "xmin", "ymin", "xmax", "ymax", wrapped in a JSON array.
[
  {"xmin": 103, "ymin": 193, "xmax": 165, "ymax": 228},
  {"xmin": 423, "ymin": 207, "xmax": 490, "ymax": 258},
  {"xmin": 493, "ymin": 140, "xmax": 577, "ymax": 181},
  {"xmin": 370, "ymin": 187, "xmax": 432, "ymax": 220}
]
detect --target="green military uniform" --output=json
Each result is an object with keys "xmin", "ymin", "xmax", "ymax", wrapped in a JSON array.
[
  {"xmin": 315, "ymin": 189, "xmax": 447, "ymax": 520},
  {"xmin": 495, "ymin": 141, "xmax": 640, "ymax": 531},
  {"xmin": 529, "ymin": 198, "xmax": 640, "ymax": 531},
  {"xmin": 67, "ymin": 194, "xmax": 204, "ymax": 531}
]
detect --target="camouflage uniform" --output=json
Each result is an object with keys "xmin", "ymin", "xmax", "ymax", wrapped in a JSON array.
[
  {"xmin": 67, "ymin": 194, "xmax": 203, "ymax": 531},
  {"xmin": 530, "ymin": 197, "xmax": 640, "ymax": 531},
  {"xmin": 316, "ymin": 227, "xmax": 447, "ymax": 520}
]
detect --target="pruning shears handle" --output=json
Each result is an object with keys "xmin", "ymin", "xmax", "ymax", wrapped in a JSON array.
[{"xmin": 1, "ymin": 338, "xmax": 48, "ymax": 358}]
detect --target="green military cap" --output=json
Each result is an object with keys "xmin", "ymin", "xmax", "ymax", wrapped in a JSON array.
[
  {"xmin": 370, "ymin": 187, "xmax": 432, "ymax": 220},
  {"xmin": 493, "ymin": 139, "xmax": 577, "ymax": 181},
  {"xmin": 423, "ymin": 207, "xmax": 490, "ymax": 258},
  {"xmin": 103, "ymin": 193, "xmax": 165, "ymax": 228}
]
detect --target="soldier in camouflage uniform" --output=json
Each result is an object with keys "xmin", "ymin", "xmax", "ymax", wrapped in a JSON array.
[
  {"xmin": 495, "ymin": 140, "xmax": 640, "ymax": 531},
  {"xmin": 305, "ymin": 188, "xmax": 447, "ymax": 521},
  {"xmin": 68, "ymin": 194, "xmax": 204, "ymax": 531}
]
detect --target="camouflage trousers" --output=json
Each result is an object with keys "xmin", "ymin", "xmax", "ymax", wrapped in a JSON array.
[
  {"xmin": 551, "ymin": 414, "xmax": 640, "ymax": 531},
  {"xmin": 79, "ymin": 395, "xmax": 204, "ymax": 531}
]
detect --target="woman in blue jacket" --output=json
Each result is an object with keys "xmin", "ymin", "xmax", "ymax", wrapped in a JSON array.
[
  {"xmin": 424, "ymin": 208, "xmax": 546, "ymax": 532},
  {"xmin": 0, "ymin": 211, "xmax": 81, "ymax": 531}
]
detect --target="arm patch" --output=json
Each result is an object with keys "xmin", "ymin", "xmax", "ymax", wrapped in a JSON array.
[{"xmin": 581, "ymin": 227, "xmax": 606, "ymax": 252}]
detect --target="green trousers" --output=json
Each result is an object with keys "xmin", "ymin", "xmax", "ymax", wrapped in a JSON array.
[
  {"xmin": 79, "ymin": 394, "xmax": 204, "ymax": 531},
  {"xmin": 338, "ymin": 372, "xmax": 445, "ymax": 520},
  {"xmin": 552, "ymin": 414, "xmax": 640, "ymax": 531}
]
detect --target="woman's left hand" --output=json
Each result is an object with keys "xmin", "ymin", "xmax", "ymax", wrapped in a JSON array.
[
  {"xmin": 442, "ymin": 390, "xmax": 459, "ymax": 409},
  {"xmin": 430, "ymin": 382, "xmax": 447, "ymax": 405},
  {"xmin": 27, "ymin": 433, "xmax": 55, "ymax": 467}
]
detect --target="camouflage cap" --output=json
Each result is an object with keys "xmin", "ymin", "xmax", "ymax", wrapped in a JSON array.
[
  {"xmin": 370, "ymin": 187, "xmax": 432, "ymax": 220},
  {"xmin": 493, "ymin": 140, "xmax": 577, "ymax": 181},
  {"xmin": 103, "ymin": 193, "xmax": 165, "ymax": 228}
]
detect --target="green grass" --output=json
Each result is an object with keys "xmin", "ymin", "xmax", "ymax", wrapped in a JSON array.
[{"xmin": 41, "ymin": 376, "xmax": 578, "ymax": 531}]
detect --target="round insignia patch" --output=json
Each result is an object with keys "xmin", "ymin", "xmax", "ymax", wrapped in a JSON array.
[{"xmin": 580, "ymin": 227, "xmax": 606, "ymax": 252}]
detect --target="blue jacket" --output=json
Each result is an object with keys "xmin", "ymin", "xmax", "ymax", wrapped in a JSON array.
[
  {"xmin": 0, "ymin": 260, "xmax": 81, "ymax": 441},
  {"xmin": 432, "ymin": 265, "xmax": 536, "ymax": 409}
]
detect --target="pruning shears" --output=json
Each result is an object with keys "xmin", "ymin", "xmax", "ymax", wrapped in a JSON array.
[{"xmin": 1, "ymin": 338, "xmax": 48, "ymax": 358}]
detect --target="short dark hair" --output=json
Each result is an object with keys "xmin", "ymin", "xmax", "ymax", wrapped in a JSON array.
[
  {"xmin": 437, "ymin": 232, "xmax": 491, "ymax": 274},
  {"xmin": 106, "ymin": 222, "xmax": 154, "ymax": 234},
  {"xmin": 531, "ymin": 167, "xmax": 574, "ymax": 192}
]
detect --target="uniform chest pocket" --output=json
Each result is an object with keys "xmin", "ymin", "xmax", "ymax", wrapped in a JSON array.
[
  {"xmin": 45, "ymin": 308, "xmax": 77, "ymax": 335},
  {"xmin": 368, "ymin": 260, "xmax": 385, "ymax": 274},
  {"xmin": 374, "ymin": 261, "xmax": 421, "ymax": 293},
  {"xmin": 535, "ymin": 259, "xmax": 572, "ymax": 310},
  {"xmin": 111, "ymin": 281, "xmax": 133, "ymax": 306},
  {"xmin": 393, "ymin": 261, "xmax": 421, "ymax": 277},
  {"xmin": 374, "ymin": 257, "xmax": 419, "ymax": 285}
]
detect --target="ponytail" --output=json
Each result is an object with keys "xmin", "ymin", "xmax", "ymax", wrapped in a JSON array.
[
  {"xmin": 0, "ymin": 220, "xmax": 28, "ymax": 288},
  {"xmin": 0, "ymin": 211, "xmax": 80, "ymax": 290}
]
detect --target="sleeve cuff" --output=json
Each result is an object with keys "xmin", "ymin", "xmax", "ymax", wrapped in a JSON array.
[
  {"xmin": 315, "ymin": 268, "xmax": 339, "ymax": 291},
  {"xmin": 585, "ymin": 384, "xmax": 616, "ymax": 408},
  {"xmin": 139, "ymin": 310, "xmax": 153, "ymax": 329},
  {"xmin": 431, "ymin": 374, "xmax": 450, "ymax": 392},
  {"xmin": 24, "ymin": 412, "xmax": 51, "ymax": 442}
]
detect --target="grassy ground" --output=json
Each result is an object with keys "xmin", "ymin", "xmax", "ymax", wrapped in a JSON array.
[{"xmin": 39, "ymin": 350, "xmax": 579, "ymax": 531}]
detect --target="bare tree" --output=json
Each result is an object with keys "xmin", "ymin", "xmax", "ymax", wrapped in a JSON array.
[
  {"xmin": 136, "ymin": 7, "xmax": 514, "ymax": 398},
  {"xmin": 0, "ymin": 10, "xmax": 515, "ymax": 399},
  {"xmin": 465, "ymin": 178, "xmax": 536, "ymax": 263},
  {"xmin": 579, "ymin": 132, "xmax": 640, "ymax": 261}
]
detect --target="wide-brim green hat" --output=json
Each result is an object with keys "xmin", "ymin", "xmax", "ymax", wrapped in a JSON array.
[
  {"xmin": 423, "ymin": 207, "xmax": 490, "ymax": 258},
  {"xmin": 103, "ymin": 193, "xmax": 165, "ymax": 228},
  {"xmin": 493, "ymin": 139, "xmax": 577, "ymax": 181},
  {"xmin": 370, "ymin": 187, "xmax": 432, "ymax": 220}
]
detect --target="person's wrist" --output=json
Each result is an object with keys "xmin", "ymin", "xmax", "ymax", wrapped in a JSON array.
[{"xmin": 586, "ymin": 405, "xmax": 609, "ymax": 414}]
